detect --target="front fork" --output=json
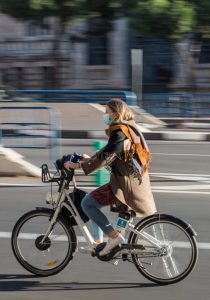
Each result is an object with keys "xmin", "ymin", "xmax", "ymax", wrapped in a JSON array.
[{"xmin": 40, "ymin": 186, "xmax": 66, "ymax": 244}]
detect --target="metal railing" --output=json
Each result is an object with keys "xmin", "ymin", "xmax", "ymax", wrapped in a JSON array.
[
  {"xmin": 142, "ymin": 93, "xmax": 210, "ymax": 117},
  {"xmin": 0, "ymin": 106, "xmax": 61, "ymax": 161},
  {"xmin": 15, "ymin": 90, "xmax": 137, "ymax": 106}
]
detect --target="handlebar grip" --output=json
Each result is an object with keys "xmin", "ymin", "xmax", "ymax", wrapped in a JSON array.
[
  {"xmin": 71, "ymin": 152, "xmax": 83, "ymax": 163},
  {"xmin": 55, "ymin": 152, "xmax": 83, "ymax": 170}
]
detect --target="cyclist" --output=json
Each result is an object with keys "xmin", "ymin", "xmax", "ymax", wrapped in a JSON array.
[{"xmin": 64, "ymin": 98, "xmax": 157, "ymax": 256}]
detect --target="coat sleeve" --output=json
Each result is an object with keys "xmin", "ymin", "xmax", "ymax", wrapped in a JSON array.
[{"xmin": 81, "ymin": 130, "xmax": 126, "ymax": 175}]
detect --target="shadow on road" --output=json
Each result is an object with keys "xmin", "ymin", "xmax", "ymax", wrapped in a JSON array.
[{"xmin": 0, "ymin": 274, "xmax": 156, "ymax": 292}]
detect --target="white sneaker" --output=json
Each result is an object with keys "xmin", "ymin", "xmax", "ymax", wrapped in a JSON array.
[
  {"xmin": 79, "ymin": 242, "xmax": 99, "ymax": 254},
  {"xmin": 99, "ymin": 233, "xmax": 125, "ymax": 256}
]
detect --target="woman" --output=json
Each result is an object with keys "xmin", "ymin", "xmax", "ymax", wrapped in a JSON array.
[{"xmin": 64, "ymin": 98, "xmax": 157, "ymax": 256}]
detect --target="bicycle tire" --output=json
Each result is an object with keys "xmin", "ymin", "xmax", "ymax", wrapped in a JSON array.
[
  {"xmin": 11, "ymin": 208, "xmax": 77, "ymax": 277},
  {"xmin": 128, "ymin": 214, "xmax": 198, "ymax": 285}
]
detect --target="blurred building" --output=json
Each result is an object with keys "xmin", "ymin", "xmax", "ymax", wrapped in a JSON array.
[
  {"xmin": 0, "ymin": 13, "xmax": 129, "ymax": 90},
  {"xmin": 130, "ymin": 33, "xmax": 174, "ymax": 92},
  {"xmin": 0, "ymin": 12, "xmax": 210, "ymax": 93},
  {"xmin": 0, "ymin": 13, "xmax": 71, "ymax": 89}
]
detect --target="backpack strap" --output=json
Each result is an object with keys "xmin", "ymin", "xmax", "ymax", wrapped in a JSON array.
[{"xmin": 106, "ymin": 124, "xmax": 151, "ymax": 174}]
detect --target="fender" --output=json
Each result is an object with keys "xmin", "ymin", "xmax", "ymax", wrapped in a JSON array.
[
  {"xmin": 36, "ymin": 206, "xmax": 54, "ymax": 213},
  {"xmin": 134, "ymin": 213, "xmax": 197, "ymax": 237},
  {"xmin": 36, "ymin": 206, "xmax": 77, "ymax": 225}
]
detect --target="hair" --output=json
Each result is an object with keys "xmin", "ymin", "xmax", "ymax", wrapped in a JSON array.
[{"xmin": 107, "ymin": 98, "xmax": 135, "ymax": 123}]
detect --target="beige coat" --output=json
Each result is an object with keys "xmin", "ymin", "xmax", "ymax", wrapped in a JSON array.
[{"xmin": 82, "ymin": 122, "xmax": 157, "ymax": 217}]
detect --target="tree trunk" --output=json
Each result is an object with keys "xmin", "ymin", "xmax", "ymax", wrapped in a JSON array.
[
  {"xmin": 172, "ymin": 41, "xmax": 197, "ymax": 92},
  {"xmin": 52, "ymin": 17, "xmax": 65, "ymax": 89}
]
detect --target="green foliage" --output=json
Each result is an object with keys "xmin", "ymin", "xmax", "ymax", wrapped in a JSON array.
[
  {"xmin": 0, "ymin": 0, "xmax": 210, "ymax": 41},
  {"xmin": 127, "ymin": 0, "xmax": 195, "ymax": 42},
  {"xmin": 0, "ymin": 0, "xmax": 32, "ymax": 19},
  {"xmin": 126, "ymin": 0, "xmax": 210, "ymax": 41},
  {"xmin": 185, "ymin": 0, "xmax": 210, "ymax": 38},
  {"xmin": 0, "ymin": 0, "xmax": 86, "ymax": 21}
]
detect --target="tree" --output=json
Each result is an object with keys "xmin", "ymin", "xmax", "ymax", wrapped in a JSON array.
[
  {"xmin": 0, "ymin": 0, "xmax": 86, "ymax": 88},
  {"xmin": 125, "ymin": 0, "xmax": 195, "ymax": 42},
  {"xmin": 185, "ymin": 0, "xmax": 210, "ymax": 39},
  {"xmin": 124, "ymin": 1, "xmax": 206, "ymax": 91},
  {"xmin": 0, "ymin": 0, "xmax": 129, "ymax": 87},
  {"xmin": 1, "ymin": 1, "xmax": 210, "ymax": 90}
]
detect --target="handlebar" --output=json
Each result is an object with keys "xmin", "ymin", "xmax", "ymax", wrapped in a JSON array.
[
  {"xmin": 41, "ymin": 152, "xmax": 83, "ymax": 183},
  {"xmin": 55, "ymin": 152, "xmax": 83, "ymax": 170}
]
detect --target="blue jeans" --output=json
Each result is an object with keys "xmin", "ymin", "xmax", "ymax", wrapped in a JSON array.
[
  {"xmin": 81, "ymin": 193, "xmax": 114, "ymax": 237},
  {"xmin": 92, "ymin": 221, "xmax": 103, "ymax": 242}
]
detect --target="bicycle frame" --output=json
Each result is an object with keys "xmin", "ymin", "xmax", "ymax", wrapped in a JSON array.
[
  {"xmin": 41, "ymin": 177, "xmax": 96, "ymax": 247},
  {"xmin": 41, "ymin": 174, "xmax": 163, "ymax": 251},
  {"xmin": 12, "ymin": 161, "xmax": 198, "ymax": 284}
]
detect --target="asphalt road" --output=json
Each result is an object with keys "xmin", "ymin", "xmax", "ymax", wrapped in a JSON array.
[{"xmin": 0, "ymin": 140, "xmax": 210, "ymax": 300}]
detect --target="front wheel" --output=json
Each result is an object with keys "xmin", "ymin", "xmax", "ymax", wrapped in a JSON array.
[
  {"xmin": 128, "ymin": 214, "xmax": 198, "ymax": 285},
  {"xmin": 11, "ymin": 208, "xmax": 77, "ymax": 276}
]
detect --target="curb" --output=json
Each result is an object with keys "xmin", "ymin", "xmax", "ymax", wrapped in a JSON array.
[
  {"xmin": 61, "ymin": 130, "xmax": 210, "ymax": 141},
  {"xmin": 3, "ymin": 126, "xmax": 210, "ymax": 141}
]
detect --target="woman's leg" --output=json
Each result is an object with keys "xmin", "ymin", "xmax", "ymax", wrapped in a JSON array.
[
  {"xmin": 81, "ymin": 193, "xmax": 115, "ymax": 236},
  {"xmin": 81, "ymin": 193, "xmax": 125, "ymax": 256},
  {"xmin": 91, "ymin": 220, "xmax": 103, "ymax": 243}
]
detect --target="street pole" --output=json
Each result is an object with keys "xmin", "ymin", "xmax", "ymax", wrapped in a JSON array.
[{"xmin": 131, "ymin": 49, "xmax": 143, "ymax": 107}]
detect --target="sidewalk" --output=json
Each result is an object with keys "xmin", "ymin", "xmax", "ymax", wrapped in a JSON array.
[
  {"xmin": 35, "ymin": 102, "xmax": 210, "ymax": 140},
  {"xmin": 1, "ymin": 101, "xmax": 209, "ymax": 140},
  {"xmin": 48, "ymin": 102, "xmax": 210, "ymax": 141}
]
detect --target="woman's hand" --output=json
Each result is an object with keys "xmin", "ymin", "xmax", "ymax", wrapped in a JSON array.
[
  {"xmin": 82, "ymin": 153, "xmax": 90, "ymax": 161},
  {"xmin": 63, "ymin": 153, "xmax": 90, "ymax": 170},
  {"xmin": 82, "ymin": 153, "xmax": 91, "ymax": 161}
]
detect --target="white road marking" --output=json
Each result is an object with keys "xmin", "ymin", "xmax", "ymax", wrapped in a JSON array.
[
  {"xmin": 151, "ymin": 172, "xmax": 210, "ymax": 178},
  {"xmin": 0, "ymin": 145, "xmax": 41, "ymax": 177},
  {"xmin": 0, "ymin": 183, "xmax": 209, "ymax": 194},
  {"xmin": 89, "ymin": 103, "xmax": 105, "ymax": 113},
  {"xmin": 153, "ymin": 190, "xmax": 210, "ymax": 194},
  {"xmin": 0, "ymin": 183, "xmax": 49, "ymax": 187},
  {"xmin": 152, "ymin": 152, "xmax": 210, "ymax": 157},
  {"xmin": 150, "ymin": 172, "xmax": 210, "ymax": 184},
  {"xmin": 0, "ymin": 172, "xmax": 210, "ymax": 194},
  {"xmin": 162, "ymin": 132, "xmax": 207, "ymax": 141},
  {"xmin": 0, "ymin": 185, "xmax": 210, "ymax": 194},
  {"xmin": 1, "ymin": 231, "xmax": 209, "ymax": 249},
  {"xmin": 153, "ymin": 184, "xmax": 210, "ymax": 190},
  {"xmin": 149, "ymin": 141, "xmax": 210, "ymax": 145},
  {"xmin": 0, "ymin": 231, "xmax": 85, "ymax": 242}
]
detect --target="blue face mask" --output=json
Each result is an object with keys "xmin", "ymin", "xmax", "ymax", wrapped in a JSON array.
[{"xmin": 103, "ymin": 114, "xmax": 111, "ymax": 125}]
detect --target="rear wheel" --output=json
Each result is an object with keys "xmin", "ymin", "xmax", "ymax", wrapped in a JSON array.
[
  {"xmin": 11, "ymin": 209, "xmax": 77, "ymax": 276},
  {"xmin": 128, "ymin": 215, "xmax": 198, "ymax": 284}
]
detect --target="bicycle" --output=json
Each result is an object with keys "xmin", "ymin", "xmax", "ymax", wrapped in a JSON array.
[{"xmin": 11, "ymin": 152, "xmax": 198, "ymax": 285}]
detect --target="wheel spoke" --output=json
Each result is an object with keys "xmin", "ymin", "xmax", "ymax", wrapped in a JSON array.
[
  {"xmin": 130, "ymin": 216, "xmax": 198, "ymax": 284},
  {"xmin": 162, "ymin": 256, "xmax": 173, "ymax": 278},
  {"xmin": 12, "ymin": 210, "xmax": 76, "ymax": 276},
  {"xmin": 167, "ymin": 255, "xmax": 180, "ymax": 276}
]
